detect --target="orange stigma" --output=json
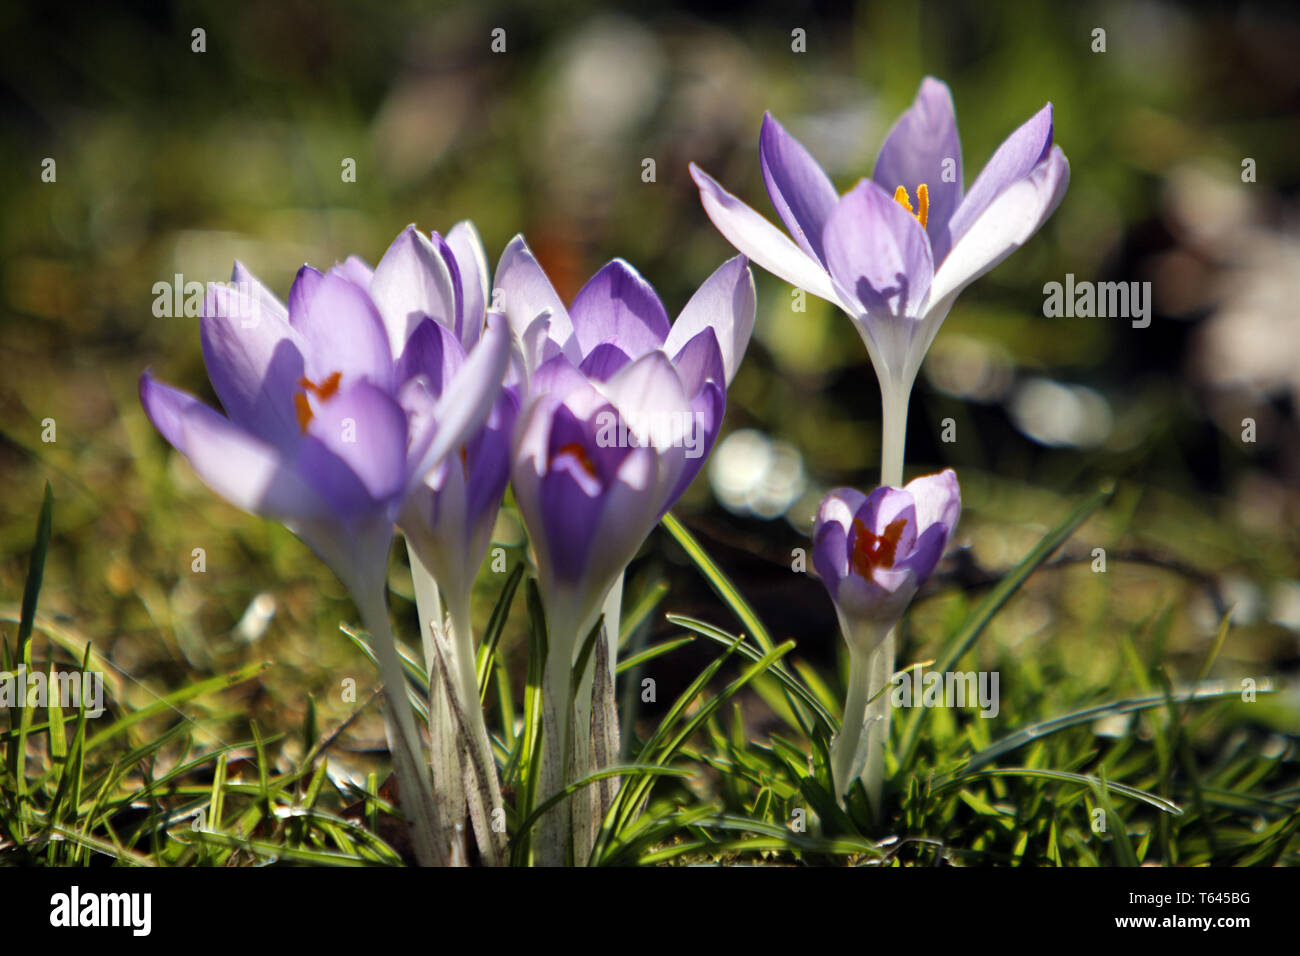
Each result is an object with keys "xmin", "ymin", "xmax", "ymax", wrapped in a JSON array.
[
  {"xmin": 850, "ymin": 517, "xmax": 908, "ymax": 578},
  {"xmin": 892, "ymin": 183, "xmax": 929, "ymax": 229},
  {"xmin": 294, "ymin": 371, "xmax": 343, "ymax": 431},
  {"xmin": 554, "ymin": 441, "xmax": 598, "ymax": 479}
]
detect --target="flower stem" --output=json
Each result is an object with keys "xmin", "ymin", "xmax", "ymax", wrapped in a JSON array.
[
  {"xmin": 831, "ymin": 642, "xmax": 871, "ymax": 798},
  {"xmin": 860, "ymin": 378, "xmax": 912, "ymax": 817},
  {"xmin": 356, "ymin": 588, "xmax": 445, "ymax": 867}
]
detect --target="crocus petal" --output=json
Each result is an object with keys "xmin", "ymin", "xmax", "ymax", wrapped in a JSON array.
[
  {"xmin": 370, "ymin": 224, "xmax": 457, "ymax": 358},
  {"xmin": 231, "ymin": 261, "xmax": 289, "ymax": 324},
  {"xmin": 926, "ymin": 146, "xmax": 1069, "ymax": 319},
  {"xmin": 294, "ymin": 271, "xmax": 394, "ymax": 392},
  {"xmin": 903, "ymin": 468, "xmax": 961, "ymax": 533},
  {"xmin": 872, "ymin": 76, "xmax": 964, "ymax": 264},
  {"xmin": 669, "ymin": 326, "xmax": 726, "ymax": 399},
  {"xmin": 569, "ymin": 259, "xmax": 671, "ymax": 359},
  {"xmin": 288, "ymin": 265, "xmax": 323, "ymax": 327},
  {"xmin": 299, "ymin": 380, "xmax": 409, "ymax": 511},
  {"xmin": 759, "ymin": 112, "xmax": 841, "ymax": 265},
  {"xmin": 395, "ymin": 317, "xmax": 465, "ymax": 397},
  {"xmin": 200, "ymin": 280, "xmax": 307, "ymax": 449},
  {"xmin": 446, "ymin": 220, "xmax": 490, "ymax": 350},
  {"xmin": 494, "ymin": 235, "xmax": 578, "ymax": 365},
  {"xmin": 408, "ymin": 311, "xmax": 511, "ymax": 488},
  {"xmin": 664, "ymin": 378, "xmax": 723, "ymax": 510},
  {"xmin": 856, "ymin": 488, "xmax": 918, "ymax": 557},
  {"xmin": 333, "ymin": 255, "xmax": 375, "ymax": 290},
  {"xmin": 895, "ymin": 523, "xmax": 947, "ymax": 582},
  {"xmin": 139, "ymin": 372, "xmax": 325, "ymax": 521},
  {"xmin": 948, "ymin": 102, "xmax": 1054, "ymax": 246},
  {"xmin": 690, "ymin": 163, "xmax": 844, "ymax": 307},
  {"xmin": 823, "ymin": 178, "xmax": 934, "ymax": 319},
  {"xmin": 578, "ymin": 342, "xmax": 634, "ymax": 382},
  {"xmin": 663, "ymin": 254, "xmax": 756, "ymax": 386}
]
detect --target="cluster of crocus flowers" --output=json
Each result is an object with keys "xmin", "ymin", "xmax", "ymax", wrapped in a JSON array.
[
  {"xmin": 691, "ymin": 76, "xmax": 1066, "ymax": 809},
  {"xmin": 140, "ymin": 74, "xmax": 1062, "ymax": 859},
  {"xmin": 142, "ymin": 219, "xmax": 754, "ymax": 866}
]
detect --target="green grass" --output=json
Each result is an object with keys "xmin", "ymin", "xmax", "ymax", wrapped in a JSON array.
[{"xmin": 2, "ymin": 479, "xmax": 1295, "ymax": 866}]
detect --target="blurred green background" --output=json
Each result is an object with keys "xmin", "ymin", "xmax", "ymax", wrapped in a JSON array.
[{"xmin": 2, "ymin": 1, "xmax": 1298, "ymax": 781}]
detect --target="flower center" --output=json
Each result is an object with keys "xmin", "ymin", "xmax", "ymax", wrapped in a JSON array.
[
  {"xmin": 893, "ymin": 184, "xmax": 929, "ymax": 229},
  {"xmin": 850, "ymin": 517, "xmax": 908, "ymax": 578},
  {"xmin": 553, "ymin": 441, "xmax": 598, "ymax": 479},
  {"xmin": 294, "ymin": 371, "xmax": 342, "ymax": 431}
]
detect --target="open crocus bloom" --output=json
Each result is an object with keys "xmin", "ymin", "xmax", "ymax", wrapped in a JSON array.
[
  {"xmin": 813, "ymin": 469, "xmax": 961, "ymax": 652},
  {"xmin": 141, "ymin": 228, "xmax": 511, "ymax": 607},
  {"xmin": 812, "ymin": 469, "xmax": 960, "ymax": 799},
  {"xmin": 691, "ymin": 77, "xmax": 1069, "ymax": 411}
]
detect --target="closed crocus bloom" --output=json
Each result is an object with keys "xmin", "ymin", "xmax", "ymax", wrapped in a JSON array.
[
  {"xmin": 139, "ymin": 249, "xmax": 510, "ymax": 866},
  {"xmin": 692, "ymin": 77, "xmax": 1068, "ymax": 486},
  {"xmin": 812, "ymin": 470, "xmax": 960, "ymax": 801},
  {"xmin": 495, "ymin": 237, "xmax": 755, "ymax": 862}
]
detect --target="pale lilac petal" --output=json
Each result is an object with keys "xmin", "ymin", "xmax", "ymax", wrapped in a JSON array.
[
  {"xmin": 494, "ymin": 235, "xmax": 578, "ymax": 362},
  {"xmin": 370, "ymin": 224, "xmax": 457, "ymax": 358},
  {"xmin": 139, "ymin": 372, "xmax": 325, "ymax": 521},
  {"xmin": 288, "ymin": 265, "xmax": 323, "ymax": 327},
  {"xmin": 446, "ymin": 220, "xmax": 490, "ymax": 350},
  {"xmin": 948, "ymin": 103, "xmax": 1054, "ymax": 246},
  {"xmin": 690, "ymin": 163, "xmax": 844, "ymax": 307},
  {"xmin": 823, "ymin": 179, "xmax": 934, "ymax": 319},
  {"xmin": 200, "ymin": 281, "xmax": 307, "ymax": 449},
  {"xmin": 334, "ymin": 255, "xmax": 375, "ymax": 290},
  {"xmin": 663, "ymin": 255, "xmax": 756, "ymax": 386},
  {"xmin": 294, "ymin": 271, "xmax": 394, "ymax": 392},
  {"xmin": 578, "ymin": 342, "xmax": 634, "ymax": 382},
  {"xmin": 569, "ymin": 259, "xmax": 671, "ymax": 359},
  {"xmin": 409, "ymin": 311, "xmax": 511, "ymax": 487},
  {"xmin": 926, "ymin": 146, "xmax": 1069, "ymax": 317},
  {"xmin": 872, "ymin": 77, "xmax": 964, "ymax": 263},
  {"xmin": 299, "ymin": 380, "xmax": 409, "ymax": 510},
  {"xmin": 669, "ymin": 326, "xmax": 725, "ymax": 399},
  {"xmin": 231, "ymin": 261, "xmax": 289, "ymax": 323},
  {"xmin": 903, "ymin": 468, "xmax": 961, "ymax": 534},
  {"xmin": 395, "ymin": 317, "xmax": 465, "ymax": 397},
  {"xmin": 759, "ymin": 112, "xmax": 841, "ymax": 265}
]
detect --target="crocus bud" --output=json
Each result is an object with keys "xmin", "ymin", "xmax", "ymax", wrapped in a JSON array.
[
  {"xmin": 812, "ymin": 469, "xmax": 960, "ymax": 799},
  {"xmin": 813, "ymin": 469, "xmax": 960, "ymax": 649}
]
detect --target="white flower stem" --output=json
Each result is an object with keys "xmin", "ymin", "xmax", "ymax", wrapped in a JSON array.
[
  {"xmin": 538, "ymin": 637, "xmax": 575, "ymax": 866},
  {"xmin": 356, "ymin": 588, "xmax": 444, "ymax": 867},
  {"xmin": 859, "ymin": 379, "xmax": 912, "ymax": 817},
  {"xmin": 831, "ymin": 642, "xmax": 872, "ymax": 798}
]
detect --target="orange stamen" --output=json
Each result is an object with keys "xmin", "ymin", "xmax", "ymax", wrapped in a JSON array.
[
  {"xmin": 294, "ymin": 392, "xmax": 314, "ymax": 432},
  {"xmin": 293, "ymin": 371, "xmax": 343, "ymax": 432},
  {"xmin": 554, "ymin": 441, "xmax": 598, "ymax": 479},
  {"xmin": 850, "ymin": 517, "xmax": 908, "ymax": 578},
  {"xmin": 892, "ymin": 184, "xmax": 929, "ymax": 229}
]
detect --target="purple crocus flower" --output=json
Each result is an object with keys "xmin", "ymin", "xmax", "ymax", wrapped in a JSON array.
[
  {"xmin": 691, "ymin": 77, "xmax": 1069, "ymax": 484},
  {"xmin": 139, "ymin": 235, "xmax": 511, "ymax": 865},
  {"xmin": 812, "ymin": 469, "xmax": 961, "ymax": 799},
  {"xmin": 493, "ymin": 236, "xmax": 755, "ymax": 862},
  {"xmin": 496, "ymin": 236, "xmax": 754, "ymax": 642}
]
